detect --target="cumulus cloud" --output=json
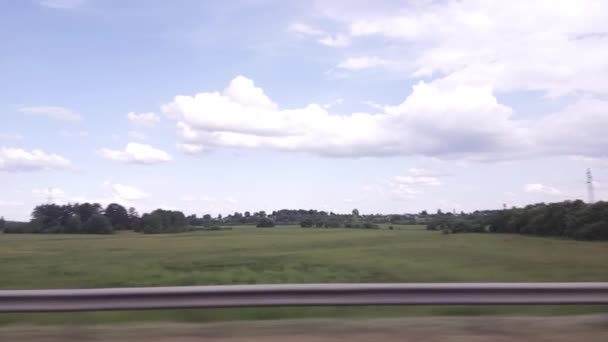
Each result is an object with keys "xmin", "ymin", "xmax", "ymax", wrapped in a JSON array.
[
  {"xmin": 337, "ymin": 56, "xmax": 389, "ymax": 70},
  {"xmin": 163, "ymin": 75, "xmax": 527, "ymax": 158},
  {"xmin": 112, "ymin": 184, "xmax": 149, "ymax": 201},
  {"xmin": 524, "ymin": 183, "xmax": 562, "ymax": 195},
  {"xmin": 0, "ymin": 147, "xmax": 72, "ymax": 172},
  {"xmin": 322, "ymin": 0, "xmax": 608, "ymax": 96},
  {"xmin": 163, "ymin": 75, "xmax": 607, "ymax": 160},
  {"xmin": 19, "ymin": 106, "xmax": 81, "ymax": 121},
  {"xmin": 127, "ymin": 112, "xmax": 161, "ymax": 127},
  {"xmin": 99, "ymin": 143, "xmax": 171, "ymax": 164}
]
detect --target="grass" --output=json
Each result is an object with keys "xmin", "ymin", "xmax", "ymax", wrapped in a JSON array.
[{"xmin": 1, "ymin": 227, "xmax": 607, "ymax": 324}]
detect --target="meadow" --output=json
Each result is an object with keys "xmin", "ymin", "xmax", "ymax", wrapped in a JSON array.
[{"xmin": 1, "ymin": 226, "xmax": 607, "ymax": 324}]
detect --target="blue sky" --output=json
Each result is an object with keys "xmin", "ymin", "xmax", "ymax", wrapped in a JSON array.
[{"xmin": 1, "ymin": 0, "xmax": 607, "ymax": 220}]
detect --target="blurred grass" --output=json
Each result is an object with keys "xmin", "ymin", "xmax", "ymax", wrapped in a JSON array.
[{"xmin": 1, "ymin": 227, "xmax": 607, "ymax": 324}]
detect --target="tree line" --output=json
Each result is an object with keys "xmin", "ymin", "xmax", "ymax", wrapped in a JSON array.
[
  {"xmin": 1, "ymin": 203, "xmax": 190, "ymax": 234},
  {"xmin": 4, "ymin": 200, "xmax": 606, "ymax": 239},
  {"xmin": 1, "ymin": 205, "xmax": 392, "ymax": 234},
  {"xmin": 427, "ymin": 200, "xmax": 608, "ymax": 240}
]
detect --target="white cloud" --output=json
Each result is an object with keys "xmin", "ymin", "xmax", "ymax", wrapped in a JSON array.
[
  {"xmin": 99, "ymin": 143, "xmax": 172, "ymax": 164},
  {"xmin": 39, "ymin": 0, "xmax": 85, "ymax": 9},
  {"xmin": 322, "ymin": 0, "xmax": 608, "ymax": 96},
  {"xmin": 128, "ymin": 131, "xmax": 147, "ymax": 140},
  {"xmin": 177, "ymin": 143, "xmax": 207, "ymax": 155},
  {"xmin": 112, "ymin": 184, "xmax": 149, "ymax": 201},
  {"xmin": 288, "ymin": 23, "xmax": 324, "ymax": 36},
  {"xmin": 318, "ymin": 35, "xmax": 350, "ymax": 47},
  {"xmin": 0, "ymin": 147, "xmax": 72, "ymax": 172},
  {"xmin": 322, "ymin": 98, "xmax": 344, "ymax": 109},
  {"xmin": 524, "ymin": 183, "xmax": 562, "ymax": 195},
  {"xmin": 163, "ymin": 73, "xmax": 606, "ymax": 160},
  {"xmin": 164, "ymin": 75, "xmax": 527, "ymax": 159},
  {"xmin": 337, "ymin": 56, "xmax": 389, "ymax": 70},
  {"xmin": 19, "ymin": 106, "xmax": 81, "ymax": 121},
  {"xmin": 127, "ymin": 112, "xmax": 161, "ymax": 127},
  {"xmin": 289, "ymin": 22, "xmax": 350, "ymax": 47}
]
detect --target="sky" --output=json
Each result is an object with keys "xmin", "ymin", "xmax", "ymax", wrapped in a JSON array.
[{"xmin": 1, "ymin": 0, "xmax": 607, "ymax": 221}]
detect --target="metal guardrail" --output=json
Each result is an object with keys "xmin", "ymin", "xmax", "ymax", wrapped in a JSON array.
[{"xmin": 1, "ymin": 283, "xmax": 607, "ymax": 313}]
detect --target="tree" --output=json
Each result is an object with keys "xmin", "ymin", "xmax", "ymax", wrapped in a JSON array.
[
  {"xmin": 74, "ymin": 203, "xmax": 102, "ymax": 223},
  {"xmin": 104, "ymin": 203, "xmax": 129, "ymax": 230},
  {"xmin": 83, "ymin": 214, "xmax": 113, "ymax": 234},
  {"xmin": 352, "ymin": 208, "xmax": 360, "ymax": 217},
  {"xmin": 256, "ymin": 218, "xmax": 275, "ymax": 228},
  {"xmin": 140, "ymin": 209, "xmax": 188, "ymax": 233},
  {"xmin": 244, "ymin": 211, "xmax": 251, "ymax": 217},
  {"xmin": 64, "ymin": 215, "xmax": 83, "ymax": 234},
  {"xmin": 128, "ymin": 207, "xmax": 141, "ymax": 231},
  {"xmin": 300, "ymin": 218, "xmax": 314, "ymax": 228},
  {"xmin": 0, "ymin": 216, "xmax": 5, "ymax": 231}
]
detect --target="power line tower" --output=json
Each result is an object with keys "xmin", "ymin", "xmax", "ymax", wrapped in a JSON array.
[{"xmin": 586, "ymin": 168, "xmax": 595, "ymax": 204}]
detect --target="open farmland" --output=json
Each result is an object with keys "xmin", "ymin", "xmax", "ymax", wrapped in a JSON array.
[{"xmin": 1, "ymin": 227, "xmax": 607, "ymax": 324}]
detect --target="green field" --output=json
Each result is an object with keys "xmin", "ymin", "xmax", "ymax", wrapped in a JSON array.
[{"xmin": 1, "ymin": 226, "xmax": 607, "ymax": 324}]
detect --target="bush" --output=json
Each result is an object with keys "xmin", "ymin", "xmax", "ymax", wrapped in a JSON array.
[
  {"xmin": 256, "ymin": 218, "xmax": 275, "ymax": 228},
  {"xmin": 83, "ymin": 214, "xmax": 113, "ymax": 234}
]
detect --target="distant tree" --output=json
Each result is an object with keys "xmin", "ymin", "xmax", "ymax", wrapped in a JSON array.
[
  {"xmin": 420, "ymin": 210, "xmax": 428, "ymax": 216},
  {"xmin": 244, "ymin": 211, "xmax": 251, "ymax": 217},
  {"xmin": 352, "ymin": 208, "xmax": 359, "ymax": 217},
  {"xmin": 83, "ymin": 214, "xmax": 113, "ymax": 234},
  {"xmin": 141, "ymin": 209, "xmax": 188, "ymax": 233},
  {"xmin": 64, "ymin": 215, "xmax": 83, "ymax": 234},
  {"xmin": 300, "ymin": 218, "xmax": 314, "ymax": 228},
  {"xmin": 0, "ymin": 216, "xmax": 5, "ymax": 231},
  {"xmin": 258, "ymin": 211, "xmax": 267, "ymax": 218},
  {"xmin": 256, "ymin": 218, "xmax": 275, "ymax": 228},
  {"xmin": 203, "ymin": 214, "xmax": 212, "ymax": 220},
  {"xmin": 74, "ymin": 203, "xmax": 103, "ymax": 223},
  {"xmin": 128, "ymin": 207, "xmax": 141, "ymax": 231},
  {"xmin": 437, "ymin": 209, "xmax": 443, "ymax": 215},
  {"xmin": 218, "ymin": 214, "xmax": 223, "ymax": 221},
  {"xmin": 104, "ymin": 203, "xmax": 129, "ymax": 230}
]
